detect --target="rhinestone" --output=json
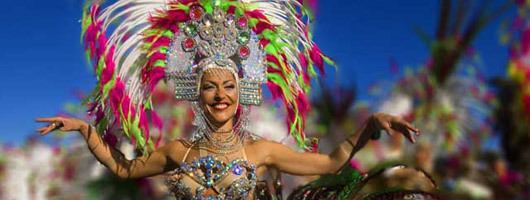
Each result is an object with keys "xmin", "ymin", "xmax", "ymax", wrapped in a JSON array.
[
  {"xmin": 213, "ymin": 8, "xmax": 224, "ymax": 22},
  {"xmin": 199, "ymin": 26, "xmax": 213, "ymax": 40},
  {"xmin": 226, "ymin": 28, "xmax": 237, "ymax": 40},
  {"xmin": 213, "ymin": 24, "xmax": 225, "ymax": 38},
  {"xmin": 239, "ymin": 45, "xmax": 250, "ymax": 59},
  {"xmin": 198, "ymin": 41, "xmax": 212, "ymax": 56},
  {"xmin": 225, "ymin": 14, "xmax": 235, "ymax": 27},
  {"xmin": 237, "ymin": 31, "xmax": 250, "ymax": 44},
  {"xmin": 205, "ymin": 162, "xmax": 213, "ymax": 169},
  {"xmin": 202, "ymin": 14, "xmax": 213, "ymax": 27},
  {"xmin": 232, "ymin": 164, "xmax": 243, "ymax": 175},
  {"xmin": 184, "ymin": 23, "xmax": 197, "ymax": 36},
  {"xmin": 189, "ymin": 5, "xmax": 204, "ymax": 21},
  {"xmin": 182, "ymin": 37, "xmax": 196, "ymax": 51},
  {"xmin": 237, "ymin": 17, "xmax": 248, "ymax": 28}
]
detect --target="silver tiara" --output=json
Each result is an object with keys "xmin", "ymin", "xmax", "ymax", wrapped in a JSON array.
[{"xmin": 165, "ymin": 5, "xmax": 266, "ymax": 105}]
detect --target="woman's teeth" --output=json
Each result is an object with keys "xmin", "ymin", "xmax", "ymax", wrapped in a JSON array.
[{"xmin": 213, "ymin": 104, "xmax": 228, "ymax": 109}]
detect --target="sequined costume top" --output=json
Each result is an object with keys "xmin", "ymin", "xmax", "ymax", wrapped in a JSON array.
[{"xmin": 166, "ymin": 142, "xmax": 257, "ymax": 200}]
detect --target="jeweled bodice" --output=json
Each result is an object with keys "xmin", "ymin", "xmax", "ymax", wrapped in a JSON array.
[{"xmin": 166, "ymin": 154, "xmax": 257, "ymax": 200}]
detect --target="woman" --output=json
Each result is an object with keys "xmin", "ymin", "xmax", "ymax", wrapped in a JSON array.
[
  {"xmin": 37, "ymin": 0, "xmax": 436, "ymax": 199},
  {"xmin": 36, "ymin": 69, "xmax": 420, "ymax": 199}
]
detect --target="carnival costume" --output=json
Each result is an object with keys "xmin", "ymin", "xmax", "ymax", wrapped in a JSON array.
[
  {"xmin": 81, "ymin": 0, "xmax": 439, "ymax": 199},
  {"xmin": 82, "ymin": 0, "xmax": 332, "ymax": 199}
]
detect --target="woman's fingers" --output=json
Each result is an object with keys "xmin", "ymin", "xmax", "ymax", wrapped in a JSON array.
[
  {"xmin": 35, "ymin": 117, "xmax": 65, "ymax": 135},
  {"xmin": 37, "ymin": 127, "xmax": 47, "ymax": 134},
  {"xmin": 37, "ymin": 126, "xmax": 53, "ymax": 135},
  {"xmin": 36, "ymin": 117, "xmax": 59, "ymax": 122},
  {"xmin": 381, "ymin": 122, "xmax": 396, "ymax": 136},
  {"xmin": 390, "ymin": 118, "xmax": 418, "ymax": 143},
  {"xmin": 404, "ymin": 130, "xmax": 416, "ymax": 143},
  {"xmin": 372, "ymin": 113, "xmax": 421, "ymax": 143},
  {"xmin": 400, "ymin": 119, "xmax": 420, "ymax": 134}
]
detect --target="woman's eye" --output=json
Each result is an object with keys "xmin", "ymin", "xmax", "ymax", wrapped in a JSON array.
[
  {"xmin": 203, "ymin": 85, "xmax": 214, "ymax": 90},
  {"xmin": 225, "ymin": 84, "xmax": 235, "ymax": 89}
]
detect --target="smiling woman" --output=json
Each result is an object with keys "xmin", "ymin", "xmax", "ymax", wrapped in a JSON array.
[
  {"xmin": 200, "ymin": 68, "xmax": 239, "ymax": 129},
  {"xmin": 34, "ymin": 0, "xmax": 439, "ymax": 199}
]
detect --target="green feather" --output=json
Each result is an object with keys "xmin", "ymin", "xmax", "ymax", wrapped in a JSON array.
[
  {"xmin": 269, "ymin": 75, "xmax": 295, "ymax": 101},
  {"xmin": 131, "ymin": 114, "xmax": 146, "ymax": 148},
  {"xmin": 143, "ymin": 98, "xmax": 153, "ymax": 110},
  {"xmin": 101, "ymin": 76, "xmax": 116, "ymax": 101},
  {"xmin": 176, "ymin": 4, "xmax": 190, "ymax": 12},
  {"xmin": 96, "ymin": 117, "xmax": 109, "ymax": 136},
  {"xmin": 264, "ymin": 44, "xmax": 278, "ymax": 56},
  {"xmin": 248, "ymin": 18, "xmax": 259, "ymax": 27},
  {"xmin": 153, "ymin": 60, "xmax": 166, "ymax": 68},
  {"xmin": 201, "ymin": 0, "xmax": 213, "ymax": 14},
  {"xmin": 96, "ymin": 57, "xmax": 105, "ymax": 77}
]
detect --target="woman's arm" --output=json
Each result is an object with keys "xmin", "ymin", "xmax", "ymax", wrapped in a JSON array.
[
  {"xmin": 256, "ymin": 113, "xmax": 419, "ymax": 176},
  {"xmin": 36, "ymin": 117, "xmax": 183, "ymax": 179}
]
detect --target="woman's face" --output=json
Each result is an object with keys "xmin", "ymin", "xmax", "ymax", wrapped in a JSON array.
[{"xmin": 199, "ymin": 68, "xmax": 239, "ymax": 126}]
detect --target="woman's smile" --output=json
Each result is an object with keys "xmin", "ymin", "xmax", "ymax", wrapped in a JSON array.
[
  {"xmin": 199, "ymin": 68, "xmax": 239, "ymax": 126},
  {"xmin": 211, "ymin": 102, "xmax": 229, "ymax": 110}
]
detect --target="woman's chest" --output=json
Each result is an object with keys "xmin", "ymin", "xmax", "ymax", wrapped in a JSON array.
[{"xmin": 167, "ymin": 152, "xmax": 258, "ymax": 199}]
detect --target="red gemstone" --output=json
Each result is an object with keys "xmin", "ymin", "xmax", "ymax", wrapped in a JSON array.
[
  {"xmin": 239, "ymin": 45, "xmax": 250, "ymax": 58},
  {"xmin": 237, "ymin": 17, "xmax": 248, "ymax": 28},
  {"xmin": 189, "ymin": 5, "xmax": 204, "ymax": 20},
  {"xmin": 183, "ymin": 37, "xmax": 196, "ymax": 50}
]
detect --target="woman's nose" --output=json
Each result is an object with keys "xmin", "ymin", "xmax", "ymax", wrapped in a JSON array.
[
  {"xmin": 214, "ymin": 88, "xmax": 226, "ymax": 101},
  {"xmin": 214, "ymin": 95, "xmax": 223, "ymax": 102}
]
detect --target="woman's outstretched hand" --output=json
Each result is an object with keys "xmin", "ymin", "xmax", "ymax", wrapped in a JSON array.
[
  {"xmin": 368, "ymin": 113, "xmax": 420, "ymax": 143},
  {"xmin": 36, "ymin": 117, "xmax": 87, "ymax": 135}
]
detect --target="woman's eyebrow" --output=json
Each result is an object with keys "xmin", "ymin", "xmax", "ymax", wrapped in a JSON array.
[
  {"xmin": 223, "ymin": 80, "xmax": 234, "ymax": 84},
  {"xmin": 202, "ymin": 81, "xmax": 217, "ymax": 86}
]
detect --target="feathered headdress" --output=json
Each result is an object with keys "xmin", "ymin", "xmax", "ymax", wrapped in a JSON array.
[{"xmin": 82, "ymin": 0, "xmax": 333, "ymax": 153}]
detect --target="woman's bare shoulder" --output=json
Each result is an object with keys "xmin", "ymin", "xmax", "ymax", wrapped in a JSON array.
[
  {"xmin": 243, "ymin": 136, "xmax": 283, "ymax": 150},
  {"xmin": 161, "ymin": 139, "xmax": 193, "ymax": 154},
  {"xmin": 156, "ymin": 139, "xmax": 195, "ymax": 164}
]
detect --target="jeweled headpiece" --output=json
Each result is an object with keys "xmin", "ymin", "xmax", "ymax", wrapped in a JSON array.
[
  {"xmin": 82, "ymin": 0, "xmax": 333, "ymax": 152},
  {"xmin": 165, "ymin": 4, "xmax": 266, "ymax": 105}
]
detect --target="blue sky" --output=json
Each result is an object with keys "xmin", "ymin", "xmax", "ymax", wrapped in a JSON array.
[{"xmin": 0, "ymin": 0, "xmax": 513, "ymax": 144}]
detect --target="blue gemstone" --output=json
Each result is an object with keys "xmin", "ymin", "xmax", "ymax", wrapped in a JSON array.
[
  {"xmin": 205, "ymin": 162, "xmax": 213, "ymax": 169},
  {"xmin": 232, "ymin": 164, "xmax": 243, "ymax": 175},
  {"xmin": 215, "ymin": 53, "xmax": 223, "ymax": 60}
]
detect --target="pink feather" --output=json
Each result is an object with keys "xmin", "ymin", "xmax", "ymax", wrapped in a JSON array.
[
  {"xmin": 253, "ymin": 21, "xmax": 274, "ymax": 35},
  {"xmin": 100, "ymin": 52, "xmax": 115, "ymax": 84},
  {"xmin": 309, "ymin": 45, "xmax": 325, "ymax": 74},
  {"xmin": 121, "ymin": 96, "xmax": 131, "ymax": 119},
  {"xmin": 151, "ymin": 111, "xmax": 163, "ymax": 129},
  {"xmin": 139, "ymin": 109, "xmax": 150, "ymax": 142},
  {"xmin": 296, "ymin": 91, "xmax": 311, "ymax": 117},
  {"xmin": 147, "ymin": 67, "xmax": 166, "ymax": 91},
  {"xmin": 266, "ymin": 81, "xmax": 282, "ymax": 100},
  {"xmin": 109, "ymin": 78, "xmax": 125, "ymax": 123},
  {"xmin": 259, "ymin": 38, "xmax": 270, "ymax": 47},
  {"xmin": 146, "ymin": 52, "xmax": 167, "ymax": 68}
]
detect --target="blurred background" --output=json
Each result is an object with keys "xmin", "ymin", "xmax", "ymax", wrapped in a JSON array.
[{"xmin": 0, "ymin": 0, "xmax": 529, "ymax": 199}]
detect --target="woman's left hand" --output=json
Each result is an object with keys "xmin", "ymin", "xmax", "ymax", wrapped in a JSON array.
[{"xmin": 368, "ymin": 113, "xmax": 420, "ymax": 143}]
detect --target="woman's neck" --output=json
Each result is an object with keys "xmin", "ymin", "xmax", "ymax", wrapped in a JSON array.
[
  {"xmin": 202, "ymin": 118, "xmax": 243, "ymax": 152},
  {"xmin": 209, "ymin": 118, "xmax": 234, "ymax": 140}
]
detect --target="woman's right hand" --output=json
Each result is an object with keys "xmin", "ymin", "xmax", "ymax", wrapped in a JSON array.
[{"xmin": 36, "ymin": 116, "xmax": 88, "ymax": 135}]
